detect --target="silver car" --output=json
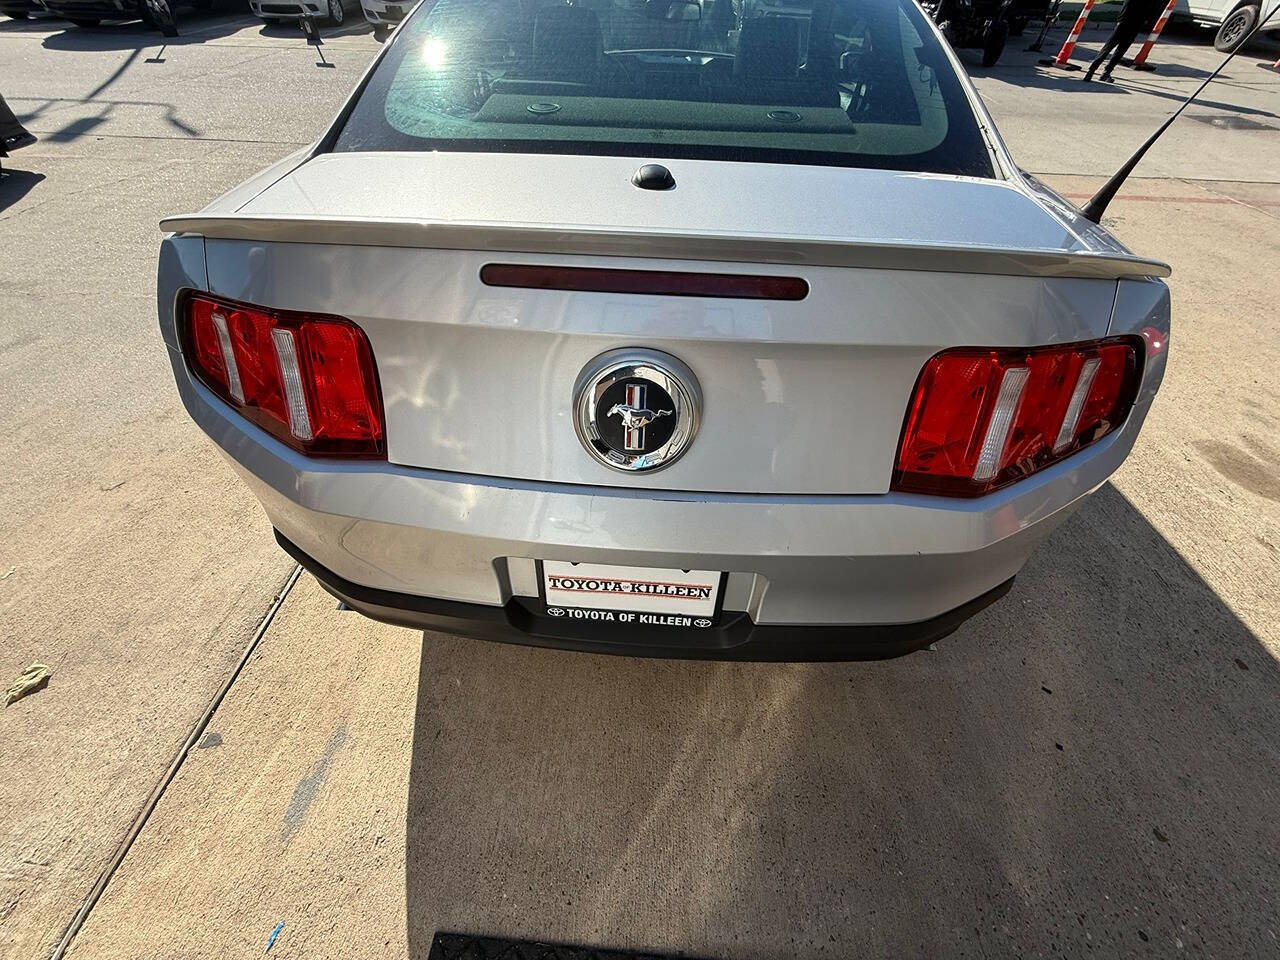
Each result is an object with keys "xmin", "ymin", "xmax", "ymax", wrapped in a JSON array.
[
  {"xmin": 247, "ymin": 0, "xmax": 360, "ymax": 25},
  {"xmin": 158, "ymin": 0, "xmax": 1170, "ymax": 660}
]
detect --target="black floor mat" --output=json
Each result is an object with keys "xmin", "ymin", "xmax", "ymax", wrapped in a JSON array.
[{"xmin": 428, "ymin": 933, "xmax": 712, "ymax": 960}]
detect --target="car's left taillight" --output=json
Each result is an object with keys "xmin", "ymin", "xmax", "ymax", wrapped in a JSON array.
[{"xmin": 181, "ymin": 293, "xmax": 385, "ymax": 459}]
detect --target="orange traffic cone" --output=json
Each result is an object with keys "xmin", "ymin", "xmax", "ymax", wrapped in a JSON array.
[
  {"xmin": 1128, "ymin": 0, "xmax": 1177, "ymax": 71},
  {"xmin": 1039, "ymin": 0, "xmax": 1095, "ymax": 70}
]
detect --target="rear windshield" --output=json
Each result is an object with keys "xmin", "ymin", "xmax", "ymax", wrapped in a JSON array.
[{"xmin": 332, "ymin": 0, "xmax": 994, "ymax": 177}]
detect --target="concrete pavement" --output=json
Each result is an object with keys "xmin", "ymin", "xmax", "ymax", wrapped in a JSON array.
[
  {"xmin": 965, "ymin": 28, "xmax": 1280, "ymax": 181},
  {"xmin": 1, "ymin": 12, "xmax": 1278, "ymax": 960}
]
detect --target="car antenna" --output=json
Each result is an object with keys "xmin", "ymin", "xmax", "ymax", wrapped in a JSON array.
[{"xmin": 1079, "ymin": 8, "xmax": 1279, "ymax": 224}]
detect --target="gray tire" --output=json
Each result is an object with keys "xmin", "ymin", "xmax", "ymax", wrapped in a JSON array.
[
  {"xmin": 981, "ymin": 18, "xmax": 1009, "ymax": 66},
  {"xmin": 1214, "ymin": 3, "xmax": 1258, "ymax": 51},
  {"xmin": 326, "ymin": 0, "xmax": 344, "ymax": 24}
]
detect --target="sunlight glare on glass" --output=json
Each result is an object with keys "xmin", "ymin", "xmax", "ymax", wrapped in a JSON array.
[{"xmin": 422, "ymin": 36, "xmax": 448, "ymax": 70}]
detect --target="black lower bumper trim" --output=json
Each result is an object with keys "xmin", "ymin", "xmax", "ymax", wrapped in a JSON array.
[
  {"xmin": 276, "ymin": 531, "xmax": 1014, "ymax": 662},
  {"xmin": 429, "ymin": 933, "xmax": 706, "ymax": 960}
]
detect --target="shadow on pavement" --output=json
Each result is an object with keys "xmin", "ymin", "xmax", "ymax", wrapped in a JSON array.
[
  {"xmin": 1118, "ymin": 77, "xmax": 1280, "ymax": 118},
  {"xmin": 968, "ymin": 56, "xmax": 1280, "ymax": 118},
  {"xmin": 403, "ymin": 483, "xmax": 1278, "ymax": 958},
  {"xmin": 0, "ymin": 15, "xmax": 68, "ymax": 33},
  {"xmin": 16, "ymin": 36, "xmax": 213, "ymax": 139},
  {"xmin": 258, "ymin": 19, "xmax": 373, "ymax": 39},
  {"xmin": 37, "ymin": 10, "xmax": 258, "ymax": 50},
  {"xmin": 0, "ymin": 167, "xmax": 45, "ymax": 212},
  {"xmin": 964, "ymin": 26, "xmax": 1280, "ymax": 120},
  {"xmin": 16, "ymin": 92, "xmax": 204, "ymax": 140}
]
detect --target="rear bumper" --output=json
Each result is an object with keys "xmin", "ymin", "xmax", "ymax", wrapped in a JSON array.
[
  {"xmin": 248, "ymin": 0, "xmax": 325, "ymax": 18},
  {"xmin": 39, "ymin": 0, "xmax": 138, "ymax": 14},
  {"xmin": 359, "ymin": 0, "xmax": 406, "ymax": 23},
  {"xmin": 168, "ymin": 341, "xmax": 1153, "ymax": 657},
  {"xmin": 281, "ymin": 529, "xmax": 1016, "ymax": 660}
]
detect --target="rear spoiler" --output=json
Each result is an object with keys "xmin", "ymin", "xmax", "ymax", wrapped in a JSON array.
[{"xmin": 159, "ymin": 213, "xmax": 1171, "ymax": 282}]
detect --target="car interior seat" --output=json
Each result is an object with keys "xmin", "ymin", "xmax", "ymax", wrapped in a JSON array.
[
  {"xmin": 531, "ymin": 4, "xmax": 605, "ymax": 83},
  {"xmin": 734, "ymin": 16, "xmax": 840, "ymax": 107},
  {"xmin": 735, "ymin": 16, "xmax": 802, "ymax": 79}
]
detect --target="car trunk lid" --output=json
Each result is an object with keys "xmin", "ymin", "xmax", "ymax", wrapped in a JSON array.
[{"xmin": 167, "ymin": 153, "xmax": 1153, "ymax": 494}]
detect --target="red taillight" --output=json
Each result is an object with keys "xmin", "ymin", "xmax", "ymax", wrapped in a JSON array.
[
  {"xmin": 893, "ymin": 338, "xmax": 1141, "ymax": 497},
  {"xmin": 182, "ymin": 294, "xmax": 384, "ymax": 458}
]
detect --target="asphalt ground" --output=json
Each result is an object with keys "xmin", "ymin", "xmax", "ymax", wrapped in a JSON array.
[{"xmin": 1, "ymin": 12, "xmax": 1278, "ymax": 960}]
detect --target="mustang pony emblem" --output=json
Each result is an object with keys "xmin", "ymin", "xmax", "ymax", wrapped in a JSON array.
[
  {"xmin": 608, "ymin": 384, "xmax": 673, "ymax": 451},
  {"xmin": 573, "ymin": 350, "xmax": 700, "ymax": 471},
  {"xmin": 607, "ymin": 403, "xmax": 672, "ymax": 432}
]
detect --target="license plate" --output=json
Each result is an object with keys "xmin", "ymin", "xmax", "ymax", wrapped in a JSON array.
[{"xmin": 541, "ymin": 561, "xmax": 722, "ymax": 627}]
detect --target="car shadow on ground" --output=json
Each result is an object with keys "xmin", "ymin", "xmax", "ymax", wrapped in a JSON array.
[
  {"xmin": 35, "ymin": 14, "xmax": 250, "ymax": 50},
  {"xmin": 0, "ymin": 167, "xmax": 45, "ymax": 212},
  {"xmin": 401, "ymin": 482, "xmax": 1278, "ymax": 958}
]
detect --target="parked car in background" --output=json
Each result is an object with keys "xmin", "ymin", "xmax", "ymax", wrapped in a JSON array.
[
  {"xmin": 926, "ymin": 0, "xmax": 1017, "ymax": 65},
  {"xmin": 158, "ymin": 0, "xmax": 1171, "ymax": 661},
  {"xmin": 361, "ymin": 0, "xmax": 419, "ymax": 37},
  {"xmin": 35, "ymin": 0, "xmax": 139, "ymax": 28},
  {"xmin": 36, "ymin": 0, "xmax": 204, "ymax": 29},
  {"xmin": 0, "ymin": 0, "xmax": 38, "ymax": 19},
  {"xmin": 1180, "ymin": 0, "xmax": 1280, "ymax": 49},
  {"xmin": 249, "ymin": 0, "xmax": 360, "ymax": 25}
]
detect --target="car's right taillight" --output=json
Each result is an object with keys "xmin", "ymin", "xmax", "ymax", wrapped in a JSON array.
[
  {"xmin": 182, "ymin": 293, "xmax": 385, "ymax": 459},
  {"xmin": 892, "ymin": 337, "xmax": 1142, "ymax": 497}
]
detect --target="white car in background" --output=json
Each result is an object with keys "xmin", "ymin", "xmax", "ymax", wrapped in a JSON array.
[
  {"xmin": 1180, "ymin": 0, "xmax": 1280, "ymax": 50},
  {"xmin": 360, "ymin": 0, "xmax": 416, "ymax": 36},
  {"xmin": 248, "ymin": 0, "xmax": 360, "ymax": 25}
]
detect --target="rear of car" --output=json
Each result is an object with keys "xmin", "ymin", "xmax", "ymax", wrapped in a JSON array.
[
  {"xmin": 158, "ymin": 0, "xmax": 1170, "ymax": 660},
  {"xmin": 247, "ymin": 0, "xmax": 317, "ymax": 21},
  {"xmin": 248, "ymin": 0, "xmax": 351, "ymax": 24}
]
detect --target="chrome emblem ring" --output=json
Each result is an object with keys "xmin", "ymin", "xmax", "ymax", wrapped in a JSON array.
[{"xmin": 573, "ymin": 349, "xmax": 701, "ymax": 473}]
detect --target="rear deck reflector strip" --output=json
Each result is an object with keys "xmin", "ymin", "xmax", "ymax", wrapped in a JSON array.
[
  {"xmin": 1054, "ymin": 356, "xmax": 1101, "ymax": 452},
  {"xmin": 270, "ymin": 328, "xmax": 314, "ymax": 442},
  {"xmin": 479, "ymin": 264, "xmax": 809, "ymax": 301},
  {"xmin": 210, "ymin": 312, "xmax": 245, "ymax": 404},
  {"xmin": 973, "ymin": 366, "xmax": 1030, "ymax": 482}
]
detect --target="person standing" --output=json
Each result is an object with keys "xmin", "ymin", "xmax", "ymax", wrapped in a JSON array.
[{"xmin": 1083, "ymin": 0, "xmax": 1167, "ymax": 82}]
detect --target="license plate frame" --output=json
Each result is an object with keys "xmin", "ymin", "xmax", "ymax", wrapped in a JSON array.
[{"xmin": 538, "ymin": 560, "xmax": 727, "ymax": 629}]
